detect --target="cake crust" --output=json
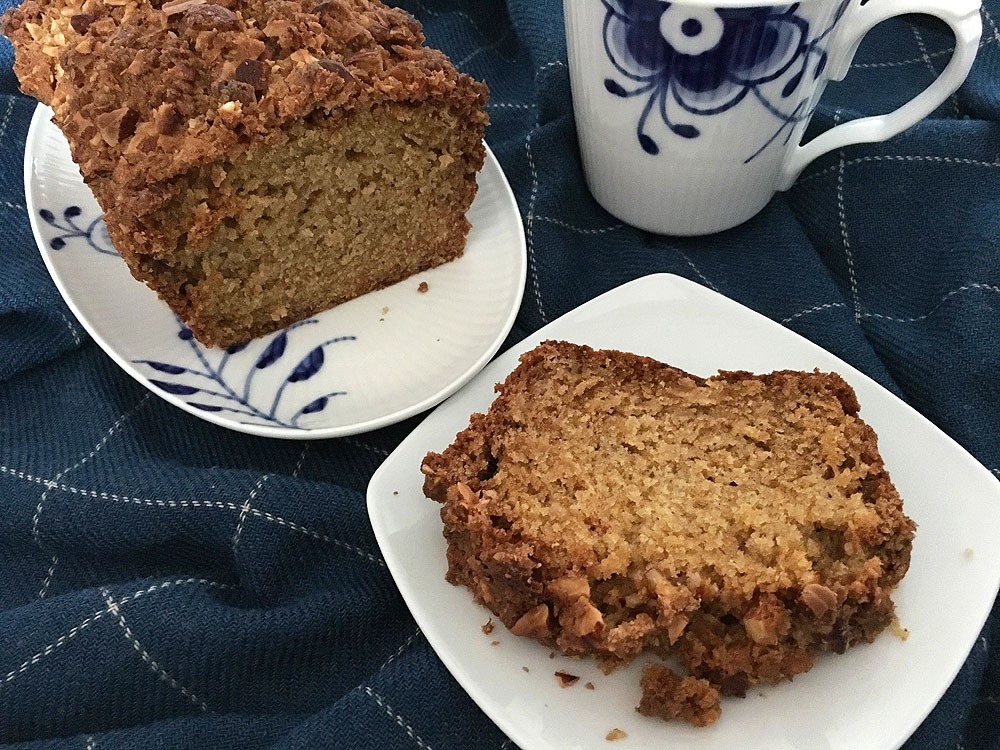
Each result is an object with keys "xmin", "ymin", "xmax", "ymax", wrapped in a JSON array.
[
  {"xmin": 3, "ymin": 0, "xmax": 486, "ymax": 196},
  {"xmin": 421, "ymin": 340, "xmax": 916, "ymax": 723}
]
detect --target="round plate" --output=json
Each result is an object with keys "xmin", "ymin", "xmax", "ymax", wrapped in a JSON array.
[{"xmin": 24, "ymin": 104, "xmax": 526, "ymax": 439}]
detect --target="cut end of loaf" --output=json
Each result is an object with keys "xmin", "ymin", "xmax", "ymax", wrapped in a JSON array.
[{"xmin": 105, "ymin": 103, "xmax": 484, "ymax": 348}]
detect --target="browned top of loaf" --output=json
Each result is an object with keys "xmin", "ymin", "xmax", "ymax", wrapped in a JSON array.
[{"xmin": 3, "ymin": 0, "xmax": 488, "ymax": 196}]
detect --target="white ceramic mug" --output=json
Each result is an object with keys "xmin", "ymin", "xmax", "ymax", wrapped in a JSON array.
[{"xmin": 564, "ymin": 0, "xmax": 983, "ymax": 235}]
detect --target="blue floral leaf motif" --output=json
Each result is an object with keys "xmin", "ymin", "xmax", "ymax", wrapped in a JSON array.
[
  {"xmin": 605, "ymin": 79, "xmax": 630, "ymax": 97},
  {"xmin": 149, "ymin": 379, "xmax": 200, "ymax": 395},
  {"xmin": 178, "ymin": 327, "xmax": 194, "ymax": 341},
  {"xmin": 813, "ymin": 51, "xmax": 827, "ymax": 79},
  {"xmin": 64, "ymin": 206, "xmax": 82, "ymax": 220},
  {"xmin": 190, "ymin": 403, "xmax": 223, "ymax": 412},
  {"xmin": 301, "ymin": 396, "xmax": 328, "ymax": 415},
  {"xmin": 671, "ymin": 124, "xmax": 700, "ymax": 139},
  {"xmin": 50, "ymin": 237, "xmax": 66, "ymax": 250},
  {"xmin": 226, "ymin": 342, "xmax": 248, "ymax": 355},
  {"xmin": 255, "ymin": 331, "xmax": 288, "ymax": 369},
  {"xmin": 781, "ymin": 69, "xmax": 804, "ymax": 98},
  {"xmin": 144, "ymin": 361, "xmax": 187, "ymax": 375},
  {"xmin": 638, "ymin": 133, "xmax": 659, "ymax": 154},
  {"xmin": 39, "ymin": 208, "xmax": 55, "ymax": 224},
  {"xmin": 288, "ymin": 346, "xmax": 325, "ymax": 383}
]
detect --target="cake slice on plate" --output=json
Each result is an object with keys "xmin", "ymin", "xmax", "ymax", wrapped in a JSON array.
[{"xmin": 422, "ymin": 340, "xmax": 915, "ymax": 724}]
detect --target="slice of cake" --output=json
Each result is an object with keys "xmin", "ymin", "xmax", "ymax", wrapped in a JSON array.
[
  {"xmin": 4, "ymin": 0, "xmax": 488, "ymax": 347},
  {"xmin": 421, "ymin": 340, "xmax": 915, "ymax": 724}
]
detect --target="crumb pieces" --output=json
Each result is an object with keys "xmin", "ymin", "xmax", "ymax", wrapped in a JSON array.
[
  {"xmin": 548, "ymin": 651, "xmax": 556, "ymax": 659},
  {"xmin": 481, "ymin": 618, "xmax": 494, "ymax": 635},
  {"xmin": 964, "ymin": 547, "xmax": 974, "ymax": 558},
  {"xmin": 605, "ymin": 728, "xmax": 627, "ymax": 741},
  {"xmin": 523, "ymin": 666, "xmax": 530, "ymax": 673},
  {"xmin": 392, "ymin": 491, "xmax": 399, "ymax": 496},
  {"xmin": 417, "ymin": 281, "xmax": 429, "ymax": 293},
  {"xmin": 381, "ymin": 306, "xmax": 390, "ymax": 315},
  {"xmin": 555, "ymin": 671, "xmax": 580, "ymax": 687},
  {"xmin": 585, "ymin": 681, "xmax": 595, "ymax": 690},
  {"xmin": 490, "ymin": 640, "xmax": 500, "ymax": 646},
  {"xmin": 637, "ymin": 664, "xmax": 721, "ymax": 728},
  {"xmin": 891, "ymin": 617, "xmax": 910, "ymax": 641}
]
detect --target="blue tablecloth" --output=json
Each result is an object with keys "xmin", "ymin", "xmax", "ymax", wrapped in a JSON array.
[{"xmin": 1, "ymin": 1, "xmax": 998, "ymax": 748}]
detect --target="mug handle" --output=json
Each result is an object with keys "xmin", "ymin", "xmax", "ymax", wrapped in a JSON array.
[{"xmin": 778, "ymin": 0, "xmax": 983, "ymax": 190}]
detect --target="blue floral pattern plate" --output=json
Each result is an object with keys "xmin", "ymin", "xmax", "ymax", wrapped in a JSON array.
[{"xmin": 24, "ymin": 104, "xmax": 527, "ymax": 439}]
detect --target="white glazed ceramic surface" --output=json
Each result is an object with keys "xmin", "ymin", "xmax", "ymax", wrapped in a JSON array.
[
  {"xmin": 565, "ymin": 0, "xmax": 982, "ymax": 235},
  {"xmin": 25, "ymin": 104, "xmax": 527, "ymax": 439},
  {"xmin": 368, "ymin": 274, "xmax": 1000, "ymax": 750}
]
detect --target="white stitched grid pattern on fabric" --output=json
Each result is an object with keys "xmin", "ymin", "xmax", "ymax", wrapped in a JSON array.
[
  {"xmin": 782, "ymin": 284, "xmax": 1000, "ymax": 325},
  {"xmin": 798, "ymin": 154, "xmax": 1000, "ymax": 186},
  {"xmin": 1, "ymin": 578, "xmax": 227, "ymax": 689},
  {"xmin": 363, "ymin": 687, "xmax": 435, "ymax": 750},
  {"xmin": 0, "ymin": 465, "xmax": 386, "ymax": 568},
  {"xmin": 102, "ymin": 589, "xmax": 211, "ymax": 712},
  {"xmin": 833, "ymin": 109, "xmax": 862, "ymax": 323},
  {"xmin": 31, "ymin": 394, "xmax": 151, "ymax": 599},
  {"xmin": 523, "ymin": 128, "xmax": 547, "ymax": 323}
]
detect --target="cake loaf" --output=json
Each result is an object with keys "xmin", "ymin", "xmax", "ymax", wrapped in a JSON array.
[
  {"xmin": 4, "ymin": 0, "xmax": 488, "ymax": 347},
  {"xmin": 421, "ymin": 340, "xmax": 915, "ymax": 724}
]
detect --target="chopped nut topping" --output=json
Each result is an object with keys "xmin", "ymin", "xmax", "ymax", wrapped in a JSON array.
[
  {"xmin": 547, "ymin": 574, "xmax": 590, "ymax": 602},
  {"xmin": 161, "ymin": 0, "xmax": 205, "ymax": 16},
  {"xmin": 585, "ymin": 681, "xmax": 595, "ymax": 690},
  {"xmin": 510, "ymin": 604, "xmax": 550, "ymax": 638},
  {"xmin": 743, "ymin": 595, "xmax": 790, "ymax": 645},
  {"xmin": 450, "ymin": 482, "xmax": 478, "ymax": 507},
  {"xmin": 562, "ymin": 596, "xmax": 604, "ymax": 637},
  {"xmin": 214, "ymin": 79, "xmax": 256, "ymax": 107},
  {"xmin": 417, "ymin": 281, "xmax": 429, "ymax": 293},
  {"xmin": 69, "ymin": 12, "xmax": 95, "ymax": 34},
  {"xmin": 153, "ymin": 104, "xmax": 184, "ymax": 135},
  {"xmin": 555, "ymin": 671, "xmax": 580, "ymax": 687},
  {"xmin": 234, "ymin": 59, "xmax": 268, "ymax": 92},
  {"xmin": 94, "ymin": 106, "xmax": 139, "ymax": 145},
  {"xmin": 801, "ymin": 583, "xmax": 838, "ymax": 618},
  {"xmin": 318, "ymin": 59, "xmax": 354, "ymax": 81},
  {"xmin": 288, "ymin": 48, "xmax": 318, "ymax": 66},
  {"xmin": 605, "ymin": 728, "xmax": 627, "ymax": 741},
  {"xmin": 481, "ymin": 618, "xmax": 494, "ymax": 635},
  {"xmin": 179, "ymin": 3, "xmax": 239, "ymax": 31}
]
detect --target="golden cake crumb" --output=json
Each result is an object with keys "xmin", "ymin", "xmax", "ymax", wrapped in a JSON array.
[
  {"xmin": 637, "ymin": 663, "xmax": 721, "ymax": 727},
  {"xmin": 605, "ymin": 728, "xmax": 627, "ymax": 741}
]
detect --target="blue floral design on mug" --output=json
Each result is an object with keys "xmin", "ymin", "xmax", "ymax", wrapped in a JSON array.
[{"xmin": 601, "ymin": 0, "xmax": 848, "ymax": 160}]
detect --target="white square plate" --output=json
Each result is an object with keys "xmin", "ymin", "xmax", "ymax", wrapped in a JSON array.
[{"xmin": 368, "ymin": 273, "xmax": 1000, "ymax": 750}]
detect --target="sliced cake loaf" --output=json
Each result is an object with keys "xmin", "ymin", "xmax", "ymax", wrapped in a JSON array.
[{"xmin": 4, "ymin": 0, "xmax": 488, "ymax": 347}]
